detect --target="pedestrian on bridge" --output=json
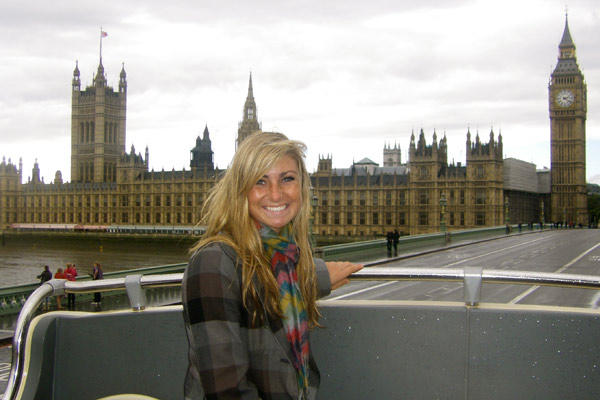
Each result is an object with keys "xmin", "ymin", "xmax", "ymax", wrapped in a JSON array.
[
  {"xmin": 92, "ymin": 262, "xmax": 103, "ymax": 308},
  {"xmin": 65, "ymin": 263, "xmax": 78, "ymax": 310},
  {"xmin": 182, "ymin": 132, "xmax": 362, "ymax": 400},
  {"xmin": 37, "ymin": 265, "xmax": 52, "ymax": 284},
  {"xmin": 54, "ymin": 267, "xmax": 66, "ymax": 309},
  {"xmin": 37, "ymin": 265, "xmax": 52, "ymax": 310}
]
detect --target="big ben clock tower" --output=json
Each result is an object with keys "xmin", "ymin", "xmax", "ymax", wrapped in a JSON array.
[{"xmin": 549, "ymin": 15, "xmax": 588, "ymax": 225}]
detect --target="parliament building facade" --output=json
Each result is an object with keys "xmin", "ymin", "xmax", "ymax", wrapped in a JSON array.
[{"xmin": 0, "ymin": 17, "xmax": 588, "ymax": 237}]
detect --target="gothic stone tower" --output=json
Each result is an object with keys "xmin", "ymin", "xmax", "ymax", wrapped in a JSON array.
[
  {"xmin": 549, "ymin": 15, "xmax": 588, "ymax": 225},
  {"xmin": 190, "ymin": 125, "xmax": 215, "ymax": 173},
  {"xmin": 236, "ymin": 74, "xmax": 261, "ymax": 149},
  {"xmin": 71, "ymin": 59, "xmax": 127, "ymax": 183},
  {"xmin": 466, "ymin": 129, "xmax": 504, "ymax": 227},
  {"xmin": 383, "ymin": 143, "xmax": 402, "ymax": 167},
  {"xmin": 408, "ymin": 130, "xmax": 448, "ymax": 234}
]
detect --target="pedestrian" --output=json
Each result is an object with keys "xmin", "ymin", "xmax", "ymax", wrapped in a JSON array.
[
  {"xmin": 386, "ymin": 231, "xmax": 393, "ymax": 256},
  {"xmin": 37, "ymin": 265, "xmax": 52, "ymax": 310},
  {"xmin": 393, "ymin": 229, "xmax": 400, "ymax": 256},
  {"xmin": 182, "ymin": 132, "xmax": 362, "ymax": 399},
  {"xmin": 92, "ymin": 262, "xmax": 103, "ymax": 306},
  {"xmin": 37, "ymin": 265, "xmax": 52, "ymax": 284},
  {"xmin": 65, "ymin": 263, "xmax": 78, "ymax": 310},
  {"xmin": 54, "ymin": 267, "xmax": 66, "ymax": 309}
]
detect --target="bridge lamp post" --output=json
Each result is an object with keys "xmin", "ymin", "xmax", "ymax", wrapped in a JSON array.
[
  {"xmin": 439, "ymin": 193, "xmax": 448, "ymax": 242},
  {"xmin": 504, "ymin": 198, "xmax": 510, "ymax": 233},
  {"xmin": 310, "ymin": 186, "xmax": 317, "ymax": 252}
]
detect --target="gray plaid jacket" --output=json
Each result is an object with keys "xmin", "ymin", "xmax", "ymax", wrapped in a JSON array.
[{"xmin": 182, "ymin": 242, "xmax": 331, "ymax": 400}]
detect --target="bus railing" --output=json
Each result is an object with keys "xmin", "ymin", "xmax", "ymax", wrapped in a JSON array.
[{"xmin": 4, "ymin": 264, "xmax": 600, "ymax": 400}]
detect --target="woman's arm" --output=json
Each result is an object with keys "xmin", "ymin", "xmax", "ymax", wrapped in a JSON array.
[
  {"xmin": 182, "ymin": 244, "xmax": 259, "ymax": 399},
  {"xmin": 314, "ymin": 258, "xmax": 331, "ymax": 298}
]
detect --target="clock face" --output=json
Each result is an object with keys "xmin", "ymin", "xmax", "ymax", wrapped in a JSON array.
[{"xmin": 556, "ymin": 89, "xmax": 575, "ymax": 107}]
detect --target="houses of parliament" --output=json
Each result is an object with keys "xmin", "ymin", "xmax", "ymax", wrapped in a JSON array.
[{"xmin": 0, "ymin": 17, "xmax": 589, "ymax": 237}]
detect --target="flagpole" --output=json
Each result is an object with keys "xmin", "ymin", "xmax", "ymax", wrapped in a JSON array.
[{"xmin": 99, "ymin": 27, "xmax": 103, "ymax": 61}]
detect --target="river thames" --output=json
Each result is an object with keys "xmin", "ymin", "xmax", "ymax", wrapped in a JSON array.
[{"xmin": 0, "ymin": 235, "xmax": 194, "ymax": 287}]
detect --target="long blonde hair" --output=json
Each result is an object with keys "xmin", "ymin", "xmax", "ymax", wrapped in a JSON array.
[{"xmin": 191, "ymin": 132, "xmax": 319, "ymax": 326}]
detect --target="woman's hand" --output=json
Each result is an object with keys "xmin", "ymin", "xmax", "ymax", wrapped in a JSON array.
[{"xmin": 325, "ymin": 261, "xmax": 363, "ymax": 290}]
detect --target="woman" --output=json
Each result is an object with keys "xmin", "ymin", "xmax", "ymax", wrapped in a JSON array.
[
  {"xmin": 65, "ymin": 263, "xmax": 78, "ymax": 309},
  {"xmin": 182, "ymin": 132, "xmax": 362, "ymax": 399},
  {"xmin": 92, "ymin": 262, "xmax": 103, "ymax": 305},
  {"xmin": 54, "ymin": 267, "xmax": 66, "ymax": 309}
]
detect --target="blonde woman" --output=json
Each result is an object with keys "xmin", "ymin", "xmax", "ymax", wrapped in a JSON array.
[{"xmin": 182, "ymin": 132, "xmax": 362, "ymax": 399}]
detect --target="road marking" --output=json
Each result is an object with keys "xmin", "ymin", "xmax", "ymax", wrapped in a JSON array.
[
  {"xmin": 442, "ymin": 236, "xmax": 553, "ymax": 267},
  {"xmin": 329, "ymin": 235, "xmax": 557, "ymax": 301},
  {"xmin": 511, "ymin": 242, "xmax": 600, "ymax": 304},
  {"xmin": 325, "ymin": 281, "xmax": 397, "ymax": 301}
]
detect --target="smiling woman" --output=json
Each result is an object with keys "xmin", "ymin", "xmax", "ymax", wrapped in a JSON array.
[
  {"xmin": 247, "ymin": 154, "xmax": 301, "ymax": 232},
  {"xmin": 182, "ymin": 131, "xmax": 362, "ymax": 399}
]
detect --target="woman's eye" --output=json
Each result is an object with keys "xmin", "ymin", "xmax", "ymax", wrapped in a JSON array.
[
  {"xmin": 282, "ymin": 175, "xmax": 295, "ymax": 183},
  {"xmin": 256, "ymin": 178, "xmax": 266, "ymax": 185}
]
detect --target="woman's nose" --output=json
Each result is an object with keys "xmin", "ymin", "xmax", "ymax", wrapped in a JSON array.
[{"xmin": 268, "ymin": 183, "xmax": 282, "ymax": 201}]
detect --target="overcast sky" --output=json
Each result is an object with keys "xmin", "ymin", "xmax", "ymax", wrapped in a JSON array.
[{"xmin": 1, "ymin": 0, "xmax": 599, "ymax": 184}]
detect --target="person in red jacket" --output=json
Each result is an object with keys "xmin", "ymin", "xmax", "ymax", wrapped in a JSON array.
[
  {"xmin": 54, "ymin": 268, "xmax": 66, "ymax": 309},
  {"xmin": 65, "ymin": 263, "xmax": 78, "ymax": 309}
]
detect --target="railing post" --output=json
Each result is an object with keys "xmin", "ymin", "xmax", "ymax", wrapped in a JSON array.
[
  {"xmin": 463, "ymin": 267, "xmax": 482, "ymax": 306},
  {"xmin": 125, "ymin": 275, "xmax": 147, "ymax": 311}
]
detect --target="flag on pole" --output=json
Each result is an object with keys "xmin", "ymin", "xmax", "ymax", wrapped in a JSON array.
[{"xmin": 101, "ymin": 30, "xmax": 108, "ymax": 38}]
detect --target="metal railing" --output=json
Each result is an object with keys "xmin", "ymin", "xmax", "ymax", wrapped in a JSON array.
[
  {"xmin": 0, "ymin": 224, "xmax": 549, "ymax": 317},
  {"xmin": 4, "ymin": 263, "xmax": 600, "ymax": 400},
  {"xmin": 3, "ymin": 274, "xmax": 182, "ymax": 400}
]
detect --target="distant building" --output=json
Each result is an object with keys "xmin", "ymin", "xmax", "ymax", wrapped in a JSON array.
[
  {"xmin": 236, "ymin": 74, "xmax": 261, "ymax": 149},
  {"xmin": 549, "ymin": 15, "xmax": 588, "ymax": 225},
  {"xmin": 0, "ymin": 16, "xmax": 588, "ymax": 234}
]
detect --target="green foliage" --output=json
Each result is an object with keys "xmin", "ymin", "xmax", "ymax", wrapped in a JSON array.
[
  {"xmin": 588, "ymin": 193, "xmax": 600, "ymax": 226},
  {"xmin": 587, "ymin": 183, "xmax": 600, "ymax": 194}
]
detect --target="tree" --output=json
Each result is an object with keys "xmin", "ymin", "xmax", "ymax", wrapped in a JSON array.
[{"xmin": 588, "ymin": 193, "xmax": 600, "ymax": 228}]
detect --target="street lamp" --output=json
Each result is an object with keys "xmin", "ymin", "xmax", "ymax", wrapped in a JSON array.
[
  {"xmin": 504, "ymin": 198, "xmax": 510, "ymax": 233},
  {"xmin": 309, "ymin": 186, "xmax": 317, "ymax": 253},
  {"xmin": 439, "ymin": 193, "xmax": 448, "ymax": 242}
]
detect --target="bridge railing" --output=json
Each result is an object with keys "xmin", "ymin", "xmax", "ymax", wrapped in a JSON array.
[{"xmin": 0, "ymin": 224, "xmax": 546, "ymax": 317}]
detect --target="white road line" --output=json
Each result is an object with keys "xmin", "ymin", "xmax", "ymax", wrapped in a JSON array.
[
  {"xmin": 328, "ymin": 235, "xmax": 557, "ymax": 301},
  {"xmin": 325, "ymin": 281, "xmax": 397, "ymax": 301},
  {"xmin": 511, "ymin": 242, "xmax": 600, "ymax": 304},
  {"xmin": 442, "ymin": 236, "xmax": 553, "ymax": 267}
]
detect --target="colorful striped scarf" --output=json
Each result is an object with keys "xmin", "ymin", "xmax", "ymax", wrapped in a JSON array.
[{"xmin": 260, "ymin": 224, "xmax": 309, "ymax": 393}]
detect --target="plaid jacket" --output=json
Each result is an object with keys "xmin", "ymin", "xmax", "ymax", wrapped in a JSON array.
[{"xmin": 182, "ymin": 242, "xmax": 331, "ymax": 400}]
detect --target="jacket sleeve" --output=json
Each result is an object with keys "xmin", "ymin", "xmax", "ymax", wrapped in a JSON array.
[
  {"xmin": 182, "ymin": 244, "xmax": 259, "ymax": 399},
  {"xmin": 314, "ymin": 258, "xmax": 331, "ymax": 299}
]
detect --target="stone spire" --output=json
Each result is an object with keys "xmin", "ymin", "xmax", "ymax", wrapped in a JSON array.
[
  {"xmin": 119, "ymin": 62, "xmax": 127, "ymax": 93},
  {"xmin": 236, "ymin": 73, "xmax": 261, "ymax": 149},
  {"xmin": 72, "ymin": 60, "xmax": 81, "ymax": 91}
]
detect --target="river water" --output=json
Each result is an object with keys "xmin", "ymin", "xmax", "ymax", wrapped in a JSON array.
[{"xmin": 0, "ymin": 235, "xmax": 196, "ymax": 287}]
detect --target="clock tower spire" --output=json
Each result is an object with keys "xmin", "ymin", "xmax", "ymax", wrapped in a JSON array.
[
  {"xmin": 236, "ymin": 73, "xmax": 261, "ymax": 149},
  {"xmin": 549, "ymin": 13, "xmax": 588, "ymax": 226}
]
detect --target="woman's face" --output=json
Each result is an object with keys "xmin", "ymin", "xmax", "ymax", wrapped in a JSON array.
[{"xmin": 248, "ymin": 154, "xmax": 301, "ymax": 233}]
